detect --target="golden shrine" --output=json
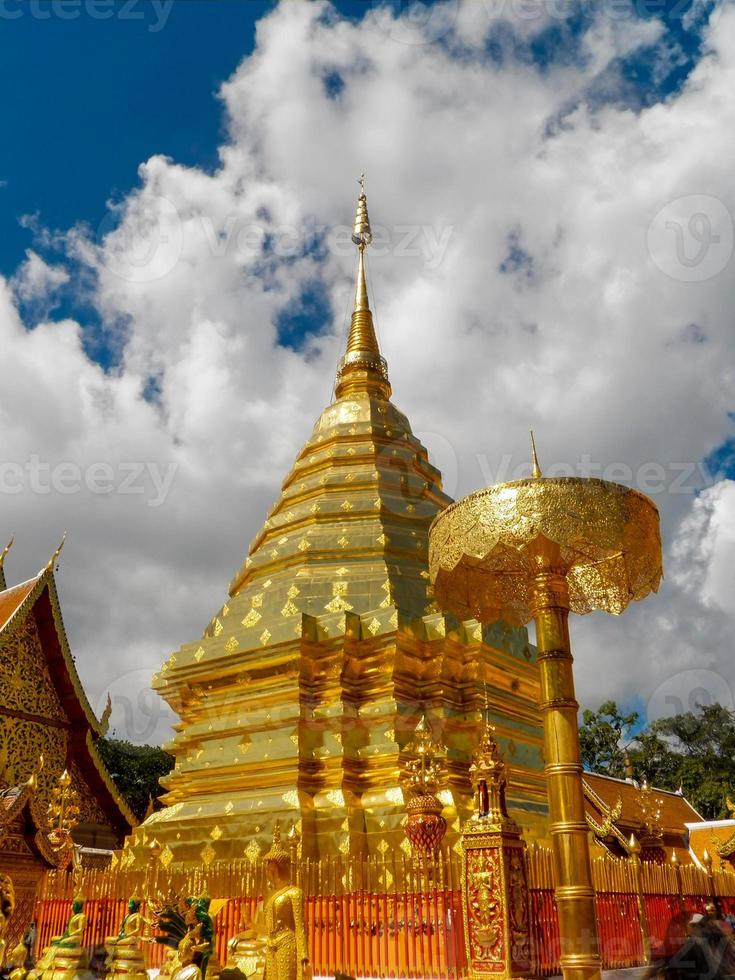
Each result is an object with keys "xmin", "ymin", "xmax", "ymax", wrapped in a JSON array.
[
  {"xmin": 130, "ymin": 180, "xmax": 548, "ymax": 868},
  {"xmin": 0, "ymin": 539, "xmax": 136, "ymax": 951}
]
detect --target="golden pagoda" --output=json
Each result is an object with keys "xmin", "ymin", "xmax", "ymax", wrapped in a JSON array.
[{"xmin": 134, "ymin": 181, "xmax": 547, "ymax": 868}]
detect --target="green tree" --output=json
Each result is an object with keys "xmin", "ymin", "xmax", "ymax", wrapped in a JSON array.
[
  {"xmin": 97, "ymin": 737, "xmax": 174, "ymax": 820},
  {"xmin": 579, "ymin": 700, "xmax": 735, "ymax": 820},
  {"xmin": 644, "ymin": 703, "xmax": 735, "ymax": 819},
  {"xmin": 578, "ymin": 700, "xmax": 639, "ymax": 777}
]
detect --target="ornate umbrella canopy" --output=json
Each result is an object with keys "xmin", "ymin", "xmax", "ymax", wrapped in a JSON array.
[{"xmin": 429, "ymin": 477, "xmax": 663, "ymax": 627}]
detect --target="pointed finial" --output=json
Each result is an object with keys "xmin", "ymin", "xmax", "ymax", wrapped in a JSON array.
[
  {"xmin": 671, "ymin": 848, "xmax": 680, "ymax": 866},
  {"xmin": 100, "ymin": 693, "xmax": 112, "ymax": 735},
  {"xmin": 45, "ymin": 532, "xmax": 66, "ymax": 573},
  {"xmin": 335, "ymin": 177, "xmax": 391, "ymax": 400},
  {"xmin": 628, "ymin": 833, "xmax": 641, "ymax": 855},
  {"xmin": 0, "ymin": 535, "xmax": 13, "ymax": 590},
  {"xmin": 352, "ymin": 174, "xmax": 372, "ymax": 248},
  {"xmin": 0, "ymin": 535, "xmax": 14, "ymax": 565},
  {"xmin": 530, "ymin": 430, "xmax": 542, "ymax": 479}
]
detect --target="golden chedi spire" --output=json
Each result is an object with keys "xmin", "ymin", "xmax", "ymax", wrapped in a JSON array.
[
  {"xmin": 142, "ymin": 181, "xmax": 546, "ymax": 870},
  {"xmin": 335, "ymin": 175, "xmax": 391, "ymax": 400}
]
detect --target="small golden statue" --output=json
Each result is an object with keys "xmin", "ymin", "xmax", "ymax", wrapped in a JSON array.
[
  {"xmin": 105, "ymin": 897, "xmax": 147, "ymax": 980},
  {"xmin": 262, "ymin": 825, "xmax": 309, "ymax": 980},
  {"xmin": 28, "ymin": 896, "xmax": 87, "ymax": 980}
]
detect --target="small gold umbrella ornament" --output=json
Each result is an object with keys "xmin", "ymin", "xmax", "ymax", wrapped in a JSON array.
[{"xmin": 428, "ymin": 435, "xmax": 662, "ymax": 980}]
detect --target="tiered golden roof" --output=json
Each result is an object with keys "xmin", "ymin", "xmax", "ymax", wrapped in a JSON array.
[{"xmin": 136, "ymin": 182, "xmax": 547, "ymax": 868}]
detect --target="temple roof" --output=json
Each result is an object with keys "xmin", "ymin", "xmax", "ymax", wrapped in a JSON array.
[
  {"xmin": 0, "ymin": 555, "xmax": 136, "ymax": 839},
  {"xmin": 688, "ymin": 820, "xmax": 735, "ymax": 870},
  {"xmin": 584, "ymin": 772, "xmax": 701, "ymax": 834}
]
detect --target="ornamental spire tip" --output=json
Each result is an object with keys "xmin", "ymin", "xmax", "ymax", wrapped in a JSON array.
[
  {"xmin": 530, "ymin": 430, "xmax": 542, "ymax": 479},
  {"xmin": 335, "ymin": 176, "xmax": 391, "ymax": 400}
]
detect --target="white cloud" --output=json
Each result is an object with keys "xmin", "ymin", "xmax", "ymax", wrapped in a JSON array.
[
  {"xmin": 12, "ymin": 249, "xmax": 69, "ymax": 305},
  {"xmin": 1, "ymin": 0, "xmax": 734, "ymax": 741}
]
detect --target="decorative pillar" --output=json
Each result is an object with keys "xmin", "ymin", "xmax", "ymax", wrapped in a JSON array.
[
  {"xmin": 671, "ymin": 850, "xmax": 685, "ymax": 917},
  {"xmin": 628, "ymin": 834, "xmax": 652, "ymax": 965},
  {"xmin": 702, "ymin": 849, "xmax": 719, "ymax": 916},
  {"xmin": 460, "ymin": 717, "xmax": 531, "ymax": 980},
  {"xmin": 402, "ymin": 717, "xmax": 448, "ymax": 857}
]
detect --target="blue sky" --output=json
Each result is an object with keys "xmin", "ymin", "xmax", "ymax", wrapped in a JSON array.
[
  {"xmin": 0, "ymin": 1, "xmax": 266, "ymax": 277},
  {"xmin": 0, "ymin": 0, "xmax": 717, "ymax": 284}
]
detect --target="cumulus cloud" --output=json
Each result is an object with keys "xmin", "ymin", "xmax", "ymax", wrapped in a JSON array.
[
  {"xmin": 12, "ymin": 250, "xmax": 69, "ymax": 305},
  {"xmin": 1, "ymin": 0, "xmax": 734, "ymax": 742}
]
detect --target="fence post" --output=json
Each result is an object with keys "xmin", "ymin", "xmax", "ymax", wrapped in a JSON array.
[
  {"xmin": 628, "ymin": 835, "xmax": 652, "ymax": 965},
  {"xmin": 671, "ymin": 850, "xmax": 686, "ymax": 916},
  {"xmin": 702, "ymin": 849, "xmax": 719, "ymax": 915}
]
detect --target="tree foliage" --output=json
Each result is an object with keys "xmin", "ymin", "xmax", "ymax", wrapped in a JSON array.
[
  {"xmin": 578, "ymin": 701, "xmax": 735, "ymax": 820},
  {"xmin": 97, "ymin": 737, "xmax": 174, "ymax": 820}
]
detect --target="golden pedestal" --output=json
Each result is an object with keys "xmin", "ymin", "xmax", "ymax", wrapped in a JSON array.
[
  {"xmin": 462, "ymin": 826, "xmax": 531, "ymax": 980},
  {"xmin": 460, "ymin": 718, "xmax": 531, "ymax": 980},
  {"xmin": 430, "ymin": 451, "xmax": 663, "ymax": 980},
  {"xmin": 222, "ymin": 929, "xmax": 266, "ymax": 980},
  {"xmin": 106, "ymin": 942, "xmax": 147, "ymax": 980}
]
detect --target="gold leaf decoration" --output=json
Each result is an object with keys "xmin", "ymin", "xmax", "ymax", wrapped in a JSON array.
[
  {"xmin": 245, "ymin": 840, "xmax": 261, "ymax": 862},
  {"xmin": 194, "ymin": 646, "xmax": 205, "ymax": 662},
  {"xmin": 259, "ymin": 629, "xmax": 271, "ymax": 646},
  {"xmin": 282, "ymin": 789, "xmax": 300, "ymax": 808},
  {"xmin": 281, "ymin": 600, "xmax": 298, "ymax": 617},
  {"xmin": 213, "ymin": 619, "xmax": 223, "ymax": 637},
  {"xmin": 367, "ymin": 618, "xmax": 381, "ymax": 636},
  {"xmin": 159, "ymin": 845, "xmax": 174, "ymax": 868},
  {"xmin": 242, "ymin": 609, "xmax": 261, "ymax": 628},
  {"xmin": 225, "ymin": 637, "xmax": 238, "ymax": 654},
  {"xmin": 210, "ymin": 825, "xmax": 223, "ymax": 840},
  {"xmin": 324, "ymin": 596, "xmax": 352, "ymax": 613}
]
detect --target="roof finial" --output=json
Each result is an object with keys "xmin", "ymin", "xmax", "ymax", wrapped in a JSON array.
[
  {"xmin": 335, "ymin": 176, "xmax": 391, "ymax": 400},
  {"xmin": 530, "ymin": 430, "xmax": 542, "ymax": 479},
  {"xmin": 0, "ymin": 535, "xmax": 14, "ymax": 591},
  {"xmin": 45, "ymin": 532, "xmax": 66, "ymax": 573}
]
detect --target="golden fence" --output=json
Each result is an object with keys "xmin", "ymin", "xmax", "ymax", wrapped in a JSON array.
[
  {"xmin": 36, "ymin": 852, "xmax": 466, "ymax": 979},
  {"xmin": 32, "ymin": 846, "xmax": 735, "ymax": 978}
]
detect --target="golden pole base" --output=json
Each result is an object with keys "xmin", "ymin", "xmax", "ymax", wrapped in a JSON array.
[{"xmin": 533, "ymin": 569, "xmax": 602, "ymax": 980}]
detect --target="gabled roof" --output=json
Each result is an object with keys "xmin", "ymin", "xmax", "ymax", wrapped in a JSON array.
[
  {"xmin": 584, "ymin": 771, "xmax": 702, "ymax": 835},
  {"xmin": 0, "ymin": 564, "xmax": 136, "ymax": 835}
]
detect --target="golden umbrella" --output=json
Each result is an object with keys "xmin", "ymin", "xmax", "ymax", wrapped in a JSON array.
[{"xmin": 428, "ymin": 438, "xmax": 662, "ymax": 980}]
